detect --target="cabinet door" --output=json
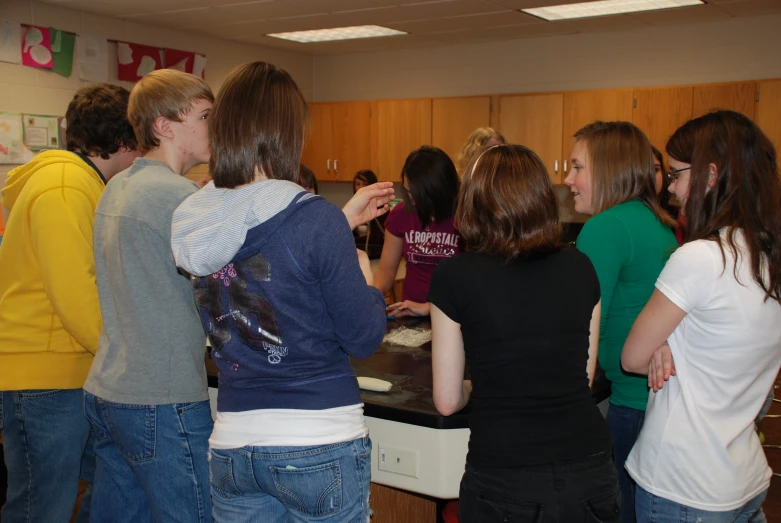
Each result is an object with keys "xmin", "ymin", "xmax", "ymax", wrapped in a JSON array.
[
  {"xmin": 562, "ymin": 89, "xmax": 634, "ymax": 174},
  {"xmin": 497, "ymin": 93, "xmax": 564, "ymax": 183},
  {"xmin": 632, "ymin": 86, "xmax": 693, "ymax": 157},
  {"xmin": 332, "ymin": 101, "xmax": 373, "ymax": 182},
  {"xmin": 431, "ymin": 96, "xmax": 491, "ymax": 169},
  {"xmin": 692, "ymin": 81, "xmax": 757, "ymax": 119},
  {"xmin": 376, "ymin": 99, "xmax": 432, "ymax": 183},
  {"xmin": 302, "ymin": 103, "xmax": 335, "ymax": 182},
  {"xmin": 756, "ymin": 80, "xmax": 781, "ymax": 168}
]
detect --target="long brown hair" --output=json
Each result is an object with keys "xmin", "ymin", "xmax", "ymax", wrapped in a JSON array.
[
  {"xmin": 457, "ymin": 144, "xmax": 561, "ymax": 261},
  {"xmin": 666, "ymin": 110, "xmax": 781, "ymax": 304},
  {"xmin": 574, "ymin": 121, "xmax": 676, "ymax": 227},
  {"xmin": 209, "ymin": 62, "xmax": 308, "ymax": 188}
]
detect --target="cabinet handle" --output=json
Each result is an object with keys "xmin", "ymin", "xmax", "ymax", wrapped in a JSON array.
[
  {"xmin": 334, "ymin": 159, "xmax": 338, "ymax": 173},
  {"xmin": 554, "ymin": 160, "xmax": 559, "ymax": 173},
  {"xmin": 564, "ymin": 160, "xmax": 568, "ymax": 173},
  {"xmin": 327, "ymin": 159, "xmax": 331, "ymax": 172}
]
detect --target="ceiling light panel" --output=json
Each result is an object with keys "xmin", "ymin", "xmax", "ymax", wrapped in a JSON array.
[
  {"xmin": 267, "ymin": 24, "xmax": 406, "ymax": 42},
  {"xmin": 523, "ymin": 0, "xmax": 704, "ymax": 21}
]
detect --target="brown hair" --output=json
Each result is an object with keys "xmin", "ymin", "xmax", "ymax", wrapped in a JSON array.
[
  {"xmin": 209, "ymin": 62, "xmax": 308, "ymax": 188},
  {"xmin": 65, "ymin": 83, "xmax": 137, "ymax": 159},
  {"xmin": 574, "ymin": 121, "xmax": 676, "ymax": 227},
  {"xmin": 128, "ymin": 69, "xmax": 214, "ymax": 153},
  {"xmin": 457, "ymin": 144, "xmax": 562, "ymax": 261},
  {"xmin": 666, "ymin": 110, "xmax": 781, "ymax": 304},
  {"xmin": 457, "ymin": 127, "xmax": 505, "ymax": 176}
]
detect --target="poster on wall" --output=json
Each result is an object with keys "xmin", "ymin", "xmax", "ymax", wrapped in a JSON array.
[
  {"xmin": 193, "ymin": 53, "xmax": 207, "ymax": 79},
  {"xmin": 0, "ymin": 113, "xmax": 27, "ymax": 164},
  {"xmin": 21, "ymin": 25, "xmax": 53, "ymax": 69},
  {"xmin": 22, "ymin": 114, "xmax": 61, "ymax": 151},
  {"xmin": 77, "ymin": 34, "xmax": 108, "ymax": 82},
  {"xmin": 117, "ymin": 42, "xmax": 162, "ymax": 82},
  {"xmin": 50, "ymin": 27, "xmax": 75, "ymax": 78},
  {"xmin": 164, "ymin": 48, "xmax": 195, "ymax": 73},
  {"xmin": 0, "ymin": 21, "xmax": 22, "ymax": 65}
]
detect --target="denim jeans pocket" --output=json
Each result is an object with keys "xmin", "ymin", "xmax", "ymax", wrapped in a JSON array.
[
  {"xmin": 99, "ymin": 400, "xmax": 156, "ymax": 463},
  {"xmin": 270, "ymin": 460, "xmax": 343, "ymax": 517},
  {"xmin": 209, "ymin": 450, "xmax": 242, "ymax": 499},
  {"xmin": 584, "ymin": 486, "xmax": 622, "ymax": 523}
]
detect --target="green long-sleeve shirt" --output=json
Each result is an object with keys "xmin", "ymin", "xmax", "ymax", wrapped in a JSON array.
[{"xmin": 577, "ymin": 200, "xmax": 678, "ymax": 411}]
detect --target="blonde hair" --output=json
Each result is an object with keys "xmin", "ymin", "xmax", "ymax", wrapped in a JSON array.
[
  {"xmin": 128, "ymin": 69, "xmax": 214, "ymax": 153},
  {"xmin": 574, "ymin": 121, "xmax": 675, "ymax": 227},
  {"xmin": 457, "ymin": 127, "xmax": 506, "ymax": 176}
]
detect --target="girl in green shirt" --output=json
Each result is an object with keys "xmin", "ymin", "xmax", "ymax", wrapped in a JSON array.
[{"xmin": 564, "ymin": 121, "xmax": 677, "ymax": 523}]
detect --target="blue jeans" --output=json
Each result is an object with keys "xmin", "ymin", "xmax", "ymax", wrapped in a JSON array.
[
  {"xmin": 209, "ymin": 436, "xmax": 372, "ymax": 523},
  {"xmin": 606, "ymin": 403, "xmax": 645, "ymax": 523},
  {"xmin": 0, "ymin": 389, "xmax": 94, "ymax": 523},
  {"xmin": 83, "ymin": 392, "xmax": 213, "ymax": 523},
  {"xmin": 636, "ymin": 486, "xmax": 767, "ymax": 523}
]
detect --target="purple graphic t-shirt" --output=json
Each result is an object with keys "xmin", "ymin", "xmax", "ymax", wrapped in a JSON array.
[{"xmin": 384, "ymin": 202, "xmax": 463, "ymax": 303}]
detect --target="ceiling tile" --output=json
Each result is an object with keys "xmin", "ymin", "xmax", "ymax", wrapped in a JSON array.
[
  {"xmin": 483, "ymin": 0, "xmax": 590, "ymax": 9},
  {"xmin": 628, "ymin": 4, "xmax": 732, "ymax": 25},
  {"xmin": 391, "ymin": 11, "xmax": 539, "ymax": 33},
  {"xmin": 124, "ymin": 7, "xmax": 246, "ymax": 28},
  {"xmin": 715, "ymin": 0, "xmax": 781, "ymax": 16}
]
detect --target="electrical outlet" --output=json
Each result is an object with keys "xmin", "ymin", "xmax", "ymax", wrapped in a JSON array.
[{"xmin": 378, "ymin": 444, "xmax": 418, "ymax": 478}]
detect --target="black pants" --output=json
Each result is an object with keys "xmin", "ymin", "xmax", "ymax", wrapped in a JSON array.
[{"xmin": 459, "ymin": 451, "xmax": 621, "ymax": 523}]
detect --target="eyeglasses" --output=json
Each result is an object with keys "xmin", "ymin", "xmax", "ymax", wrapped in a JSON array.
[{"xmin": 666, "ymin": 166, "xmax": 690, "ymax": 183}]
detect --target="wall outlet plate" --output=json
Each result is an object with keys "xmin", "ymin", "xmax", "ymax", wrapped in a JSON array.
[{"xmin": 378, "ymin": 444, "xmax": 418, "ymax": 478}]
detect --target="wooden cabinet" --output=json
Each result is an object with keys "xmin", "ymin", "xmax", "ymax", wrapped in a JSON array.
[
  {"xmin": 376, "ymin": 99, "xmax": 432, "ymax": 183},
  {"xmin": 431, "ymin": 96, "xmax": 491, "ymax": 169},
  {"xmin": 632, "ymin": 86, "xmax": 694, "ymax": 157},
  {"xmin": 692, "ymin": 81, "xmax": 757, "ymax": 119},
  {"xmin": 497, "ymin": 93, "xmax": 564, "ymax": 183},
  {"xmin": 302, "ymin": 101, "xmax": 372, "ymax": 182},
  {"xmin": 562, "ymin": 89, "xmax": 634, "ymax": 177},
  {"xmin": 757, "ymin": 80, "xmax": 781, "ymax": 167}
]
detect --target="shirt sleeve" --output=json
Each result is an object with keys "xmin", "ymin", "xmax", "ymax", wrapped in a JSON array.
[
  {"xmin": 655, "ymin": 240, "xmax": 718, "ymax": 313},
  {"xmin": 576, "ymin": 213, "xmax": 632, "ymax": 334},
  {"xmin": 383, "ymin": 202, "xmax": 406, "ymax": 239},
  {"xmin": 427, "ymin": 257, "xmax": 459, "ymax": 323}
]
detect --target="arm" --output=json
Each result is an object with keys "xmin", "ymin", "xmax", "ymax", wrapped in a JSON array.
[
  {"xmin": 30, "ymin": 188, "xmax": 101, "ymax": 354},
  {"xmin": 621, "ymin": 289, "xmax": 686, "ymax": 374},
  {"xmin": 342, "ymin": 182, "xmax": 395, "ymax": 230},
  {"xmin": 373, "ymin": 231, "xmax": 403, "ymax": 295},
  {"xmin": 587, "ymin": 300, "xmax": 601, "ymax": 387},
  {"xmin": 431, "ymin": 303, "xmax": 471, "ymax": 416},
  {"xmin": 386, "ymin": 300, "xmax": 429, "ymax": 318}
]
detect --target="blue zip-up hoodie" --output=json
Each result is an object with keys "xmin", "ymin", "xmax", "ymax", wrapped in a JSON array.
[{"xmin": 171, "ymin": 180, "xmax": 387, "ymax": 413}]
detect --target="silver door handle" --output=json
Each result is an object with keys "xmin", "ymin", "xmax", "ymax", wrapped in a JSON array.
[
  {"xmin": 554, "ymin": 160, "xmax": 559, "ymax": 173},
  {"xmin": 564, "ymin": 160, "xmax": 568, "ymax": 173},
  {"xmin": 334, "ymin": 159, "xmax": 338, "ymax": 172},
  {"xmin": 327, "ymin": 159, "xmax": 331, "ymax": 172}
]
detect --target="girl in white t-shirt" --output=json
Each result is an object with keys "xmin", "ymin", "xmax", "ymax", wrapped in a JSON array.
[{"xmin": 621, "ymin": 110, "xmax": 781, "ymax": 523}]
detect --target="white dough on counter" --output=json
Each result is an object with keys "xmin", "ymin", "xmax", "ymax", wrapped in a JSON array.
[{"xmin": 357, "ymin": 377, "xmax": 392, "ymax": 392}]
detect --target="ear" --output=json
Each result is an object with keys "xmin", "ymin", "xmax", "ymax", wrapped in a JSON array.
[
  {"xmin": 707, "ymin": 162, "xmax": 719, "ymax": 189},
  {"xmin": 153, "ymin": 115, "xmax": 174, "ymax": 141}
]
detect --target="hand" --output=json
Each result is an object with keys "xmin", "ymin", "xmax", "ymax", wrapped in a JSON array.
[
  {"xmin": 357, "ymin": 249, "xmax": 373, "ymax": 286},
  {"xmin": 648, "ymin": 342, "xmax": 676, "ymax": 392},
  {"xmin": 386, "ymin": 300, "xmax": 430, "ymax": 318},
  {"xmin": 343, "ymin": 182, "xmax": 395, "ymax": 230}
]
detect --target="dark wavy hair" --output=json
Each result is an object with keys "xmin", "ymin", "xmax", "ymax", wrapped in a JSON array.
[
  {"xmin": 666, "ymin": 110, "xmax": 781, "ymax": 304},
  {"xmin": 651, "ymin": 145, "xmax": 678, "ymax": 219},
  {"xmin": 353, "ymin": 169, "xmax": 377, "ymax": 193},
  {"xmin": 457, "ymin": 144, "xmax": 561, "ymax": 261},
  {"xmin": 401, "ymin": 146, "xmax": 460, "ymax": 226},
  {"xmin": 65, "ymin": 84, "xmax": 137, "ymax": 158}
]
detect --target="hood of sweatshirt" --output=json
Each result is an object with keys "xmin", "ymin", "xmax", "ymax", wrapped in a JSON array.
[
  {"xmin": 1, "ymin": 150, "xmax": 100, "ymax": 211},
  {"xmin": 171, "ymin": 179, "xmax": 315, "ymax": 276}
]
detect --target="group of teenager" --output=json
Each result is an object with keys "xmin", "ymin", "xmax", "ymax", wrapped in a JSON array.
[{"xmin": 0, "ymin": 58, "xmax": 778, "ymax": 523}]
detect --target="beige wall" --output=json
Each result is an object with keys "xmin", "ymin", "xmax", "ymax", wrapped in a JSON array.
[{"xmin": 312, "ymin": 13, "xmax": 781, "ymax": 102}]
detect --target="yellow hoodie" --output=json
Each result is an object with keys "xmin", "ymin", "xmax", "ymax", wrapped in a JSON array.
[{"xmin": 0, "ymin": 151, "xmax": 105, "ymax": 390}]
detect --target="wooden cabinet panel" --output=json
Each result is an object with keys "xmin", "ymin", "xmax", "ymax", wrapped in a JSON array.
[
  {"xmin": 497, "ymin": 93, "xmax": 564, "ymax": 183},
  {"xmin": 633, "ymin": 86, "xmax": 693, "ymax": 154},
  {"xmin": 377, "ymin": 99, "xmax": 432, "ymax": 183},
  {"xmin": 431, "ymin": 96, "xmax": 491, "ymax": 170},
  {"xmin": 562, "ymin": 89, "xmax": 634, "ymax": 172},
  {"xmin": 370, "ymin": 483, "xmax": 437, "ymax": 523},
  {"xmin": 692, "ymin": 81, "xmax": 757, "ymax": 119},
  {"xmin": 332, "ymin": 101, "xmax": 373, "ymax": 182},
  {"xmin": 303, "ymin": 103, "xmax": 335, "ymax": 181},
  {"xmin": 757, "ymin": 80, "xmax": 781, "ymax": 169}
]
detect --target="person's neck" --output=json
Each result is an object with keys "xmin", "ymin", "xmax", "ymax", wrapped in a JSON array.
[
  {"xmin": 88, "ymin": 155, "xmax": 122, "ymax": 181},
  {"xmin": 144, "ymin": 145, "xmax": 198, "ymax": 176}
]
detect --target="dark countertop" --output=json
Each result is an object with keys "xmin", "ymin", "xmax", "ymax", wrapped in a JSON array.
[{"xmin": 207, "ymin": 316, "xmax": 611, "ymax": 430}]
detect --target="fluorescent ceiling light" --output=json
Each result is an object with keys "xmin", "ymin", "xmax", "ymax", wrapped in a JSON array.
[
  {"xmin": 267, "ymin": 25, "xmax": 406, "ymax": 43},
  {"xmin": 523, "ymin": 0, "xmax": 704, "ymax": 21}
]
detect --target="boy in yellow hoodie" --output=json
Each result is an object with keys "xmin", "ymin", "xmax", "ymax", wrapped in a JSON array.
[{"xmin": 0, "ymin": 84, "xmax": 139, "ymax": 523}]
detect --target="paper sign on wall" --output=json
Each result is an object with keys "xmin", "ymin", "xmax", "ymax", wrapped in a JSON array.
[
  {"xmin": 22, "ymin": 114, "xmax": 61, "ymax": 151},
  {"xmin": 22, "ymin": 25, "xmax": 53, "ymax": 69},
  {"xmin": 50, "ymin": 27, "xmax": 75, "ymax": 78},
  {"xmin": 165, "ymin": 48, "xmax": 195, "ymax": 73},
  {"xmin": 117, "ymin": 42, "xmax": 162, "ymax": 82},
  {"xmin": 77, "ymin": 34, "xmax": 108, "ymax": 82},
  {"xmin": 0, "ymin": 113, "xmax": 26, "ymax": 164},
  {"xmin": 193, "ymin": 53, "xmax": 207, "ymax": 80},
  {"xmin": 0, "ymin": 21, "xmax": 22, "ymax": 65}
]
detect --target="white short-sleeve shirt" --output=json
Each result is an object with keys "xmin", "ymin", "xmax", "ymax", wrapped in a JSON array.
[{"xmin": 626, "ymin": 231, "xmax": 781, "ymax": 511}]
